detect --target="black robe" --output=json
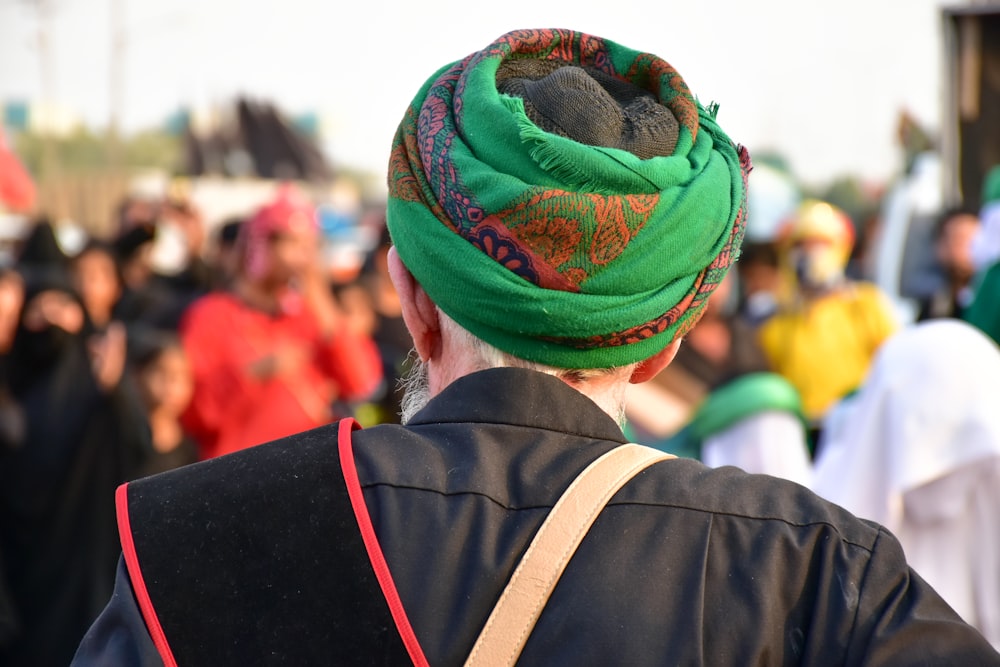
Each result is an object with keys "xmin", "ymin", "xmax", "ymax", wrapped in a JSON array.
[
  {"xmin": 74, "ymin": 369, "xmax": 998, "ymax": 665},
  {"xmin": 0, "ymin": 302, "xmax": 150, "ymax": 666}
]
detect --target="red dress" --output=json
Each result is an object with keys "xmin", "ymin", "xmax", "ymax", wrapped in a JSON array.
[{"xmin": 179, "ymin": 291, "xmax": 383, "ymax": 459}]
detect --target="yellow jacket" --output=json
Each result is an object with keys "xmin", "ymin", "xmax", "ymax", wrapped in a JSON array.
[{"xmin": 758, "ymin": 282, "xmax": 899, "ymax": 422}]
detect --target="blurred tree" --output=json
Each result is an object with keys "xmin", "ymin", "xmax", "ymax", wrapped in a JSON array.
[
  {"xmin": 125, "ymin": 131, "xmax": 182, "ymax": 172},
  {"xmin": 13, "ymin": 127, "xmax": 181, "ymax": 177}
]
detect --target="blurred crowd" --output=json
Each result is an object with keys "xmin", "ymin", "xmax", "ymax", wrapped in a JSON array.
[
  {"xmin": 623, "ymin": 168, "xmax": 1000, "ymax": 650},
  {"xmin": 0, "ymin": 162, "xmax": 999, "ymax": 662},
  {"xmin": 0, "ymin": 183, "xmax": 411, "ymax": 665}
]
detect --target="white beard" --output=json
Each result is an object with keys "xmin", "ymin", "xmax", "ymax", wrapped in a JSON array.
[
  {"xmin": 396, "ymin": 343, "xmax": 629, "ymax": 430},
  {"xmin": 398, "ymin": 352, "xmax": 431, "ymax": 425}
]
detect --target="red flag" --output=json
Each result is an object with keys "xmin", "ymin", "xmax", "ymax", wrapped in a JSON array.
[{"xmin": 0, "ymin": 129, "xmax": 36, "ymax": 213}]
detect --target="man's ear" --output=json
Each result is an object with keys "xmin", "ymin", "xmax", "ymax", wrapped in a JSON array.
[
  {"xmin": 387, "ymin": 247, "xmax": 441, "ymax": 362},
  {"xmin": 629, "ymin": 339, "xmax": 682, "ymax": 384}
]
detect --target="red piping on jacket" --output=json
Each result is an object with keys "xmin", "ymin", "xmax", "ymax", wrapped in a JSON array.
[
  {"xmin": 116, "ymin": 483, "xmax": 180, "ymax": 667},
  {"xmin": 338, "ymin": 417, "xmax": 430, "ymax": 667}
]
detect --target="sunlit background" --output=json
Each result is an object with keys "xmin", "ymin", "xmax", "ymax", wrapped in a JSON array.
[
  {"xmin": 1, "ymin": 0, "xmax": 997, "ymax": 300},
  {"xmin": 0, "ymin": 0, "xmax": 961, "ymax": 187}
]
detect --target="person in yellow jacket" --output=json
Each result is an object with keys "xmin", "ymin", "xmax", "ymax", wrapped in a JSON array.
[{"xmin": 758, "ymin": 200, "xmax": 899, "ymax": 444}]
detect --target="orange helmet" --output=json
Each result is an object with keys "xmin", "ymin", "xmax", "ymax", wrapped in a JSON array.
[
  {"xmin": 775, "ymin": 200, "xmax": 856, "ymax": 299},
  {"xmin": 777, "ymin": 199, "xmax": 855, "ymax": 264}
]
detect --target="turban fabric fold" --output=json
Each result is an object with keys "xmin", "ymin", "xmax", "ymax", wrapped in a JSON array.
[{"xmin": 387, "ymin": 28, "xmax": 751, "ymax": 368}]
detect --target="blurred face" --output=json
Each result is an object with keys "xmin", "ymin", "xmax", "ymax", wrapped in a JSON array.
[
  {"xmin": 0, "ymin": 273, "xmax": 24, "ymax": 353},
  {"xmin": 22, "ymin": 290, "xmax": 85, "ymax": 335},
  {"xmin": 140, "ymin": 346, "xmax": 194, "ymax": 415},
  {"xmin": 73, "ymin": 249, "xmax": 121, "ymax": 324},
  {"xmin": 937, "ymin": 214, "xmax": 979, "ymax": 280},
  {"xmin": 121, "ymin": 198, "xmax": 160, "ymax": 230},
  {"xmin": 265, "ymin": 227, "xmax": 315, "ymax": 285},
  {"xmin": 121, "ymin": 243, "xmax": 154, "ymax": 289},
  {"xmin": 217, "ymin": 243, "xmax": 241, "ymax": 282},
  {"xmin": 790, "ymin": 238, "xmax": 844, "ymax": 292},
  {"xmin": 739, "ymin": 262, "xmax": 779, "ymax": 297},
  {"xmin": 337, "ymin": 283, "xmax": 377, "ymax": 336},
  {"xmin": 703, "ymin": 270, "xmax": 735, "ymax": 318}
]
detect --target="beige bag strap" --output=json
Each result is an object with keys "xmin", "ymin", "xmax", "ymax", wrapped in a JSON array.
[{"xmin": 463, "ymin": 443, "xmax": 675, "ymax": 667}]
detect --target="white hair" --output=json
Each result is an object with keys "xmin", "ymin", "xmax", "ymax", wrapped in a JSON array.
[{"xmin": 398, "ymin": 308, "xmax": 639, "ymax": 425}]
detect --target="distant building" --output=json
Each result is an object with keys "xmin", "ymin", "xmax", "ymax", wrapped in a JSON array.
[{"xmin": 177, "ymin": 97, "xmax": 333, "ymax": 183}]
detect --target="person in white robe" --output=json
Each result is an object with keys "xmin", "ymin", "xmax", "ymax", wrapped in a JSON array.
[
  {"xmin": 641, "ymin": 371, "xmax": 813, "ymax": 487},
  {"xmin": 813, "ymin": 318, "xmax": 1000, "ymax": 648},
  {"xmin": 702, "ymin": 409, "xmax": 813, "ymax": 488}
]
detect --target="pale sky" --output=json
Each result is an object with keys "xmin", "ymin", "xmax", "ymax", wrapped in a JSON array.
[{"xmin": 0, "ymin": 0, "xmax": 961, "ymax": 190}]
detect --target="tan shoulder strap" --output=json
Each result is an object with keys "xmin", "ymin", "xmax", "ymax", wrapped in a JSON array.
[{"xmin": 463, "ymin": 443, "xmax": 675, "ymax": 667}]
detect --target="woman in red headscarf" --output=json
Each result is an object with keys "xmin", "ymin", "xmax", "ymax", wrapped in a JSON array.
[{"xmin": 178, "ymin": 186, "xmax": 383, "ymax": 459}]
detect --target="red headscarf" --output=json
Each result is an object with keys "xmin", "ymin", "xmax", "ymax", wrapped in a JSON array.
[{"xmin": 238, "ymin": 185, "xmax": 318, "ymax": 280}]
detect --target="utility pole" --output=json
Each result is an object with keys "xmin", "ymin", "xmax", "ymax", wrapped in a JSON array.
[
  {"xmin": 32, "ymin": 0, "xmax": 66, "ymax": 218},
  {"xmin": 108, "ymin": 0, "xmax": 125, "ymax": 179}
]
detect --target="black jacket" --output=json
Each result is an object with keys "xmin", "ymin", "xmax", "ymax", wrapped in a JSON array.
[{"xmin": 73, "ymin": 368, "xmax": 999, "ymax": 665}]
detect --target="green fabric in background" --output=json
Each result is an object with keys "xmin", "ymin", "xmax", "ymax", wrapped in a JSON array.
[
  {"xmin": 981, "ymin": 164, "xmax": 1000, "ymax": 205},
  {"xmin": 964, "ymin": 261, "xmax": 1000, "ymax": 347},
  {"xmin": 688, "ymin": 372, "xmax": 806, "ymax": 442},
  {"xmin": 634, "ymin": 372, "xmax": 805, "ymax": 460}
]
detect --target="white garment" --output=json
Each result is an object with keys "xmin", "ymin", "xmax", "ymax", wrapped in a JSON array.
[
  {"xmin": 813, "ymin": 319, "xmax": 1000, "ymax": 647},
  {"xmin": 896, "ymin": 458, "xmax": 1000, "ymax": 648},
  {"xmin": 873, "ymin": 151, "xmax": 941, "ymax": 326},
  {"xmin": 702, "ymin": 410, "xmax": 813, "ymax": 487}
]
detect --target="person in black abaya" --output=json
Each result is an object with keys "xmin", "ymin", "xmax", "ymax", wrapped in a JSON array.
[
  {"xmin": 111, "ymin": 196, "xmax": 214, "ymax": 333},
  {"xmin": 0, "ymin": 265, "xmax": 151, "ymax": 667}
]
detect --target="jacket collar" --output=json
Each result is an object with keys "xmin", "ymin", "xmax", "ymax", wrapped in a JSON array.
[{"xmin": 407, "ymin": 367, "xmax": 627, "ymax": 444}]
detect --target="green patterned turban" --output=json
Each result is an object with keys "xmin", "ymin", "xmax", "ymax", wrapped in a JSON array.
[{"xmin": 387, "ymin": 28, "xmax": 751, "ymax": 369}]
